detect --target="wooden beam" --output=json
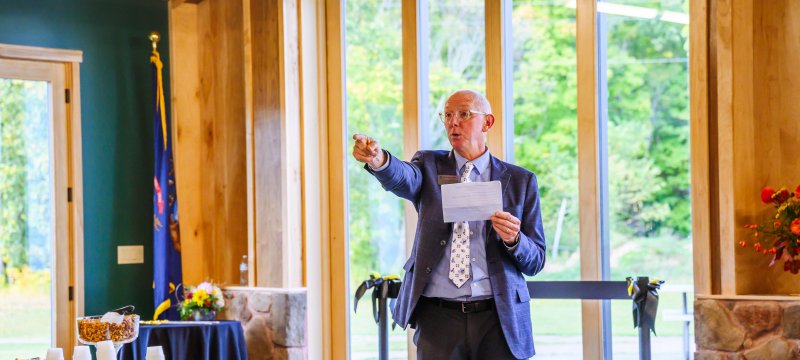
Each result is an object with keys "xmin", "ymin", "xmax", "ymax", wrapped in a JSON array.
[
  {"xmin": 402, "ymin": 0, "xmax": 421, "ymax": 164},
  {"xmin": 247, "ymin": 0, "xmax": 303, "ymax": 288},
  {"xmin": 485, "ymin": 0, "xmax": 510, "ymax": 161},
  {"xmin": 195, "ymin": 0, "xmax": 248, "ymax": 285},
  {"xmin": 745, "ymin": 0, "xmax": 800, "ymax": 295},
  {"xmin": 690, "ymin": 0, "xmax": 712, "ymax": 295},
  {"xmin": 249, "ymin": 0, "xmax": 283, "ymax": 288},
  {"xmin": 169, "ymin": 0, "xmax": 206, "ymax": 286},
  {"xmin": 325, "ymin": 0, "xmax": 348, "ymax": 358},
  {"xmin": 401, "ymin": 0, "xmax": 421, "ymax": 355},
  {"xmin": 730, "ymin": 0, "xmax": 755, "ymax": 295},
  {"xmin": 713, "ymin": 0, "xmax": 737, "ymax": 296},
  {"xmin": 576, "ymin": 0, "xmax": 604, "ymax": 358}
]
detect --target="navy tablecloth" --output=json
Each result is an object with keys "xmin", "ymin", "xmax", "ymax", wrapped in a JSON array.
[{"xmin": 117, "ymin": 321, "xmax": 248, "ymax": 360}]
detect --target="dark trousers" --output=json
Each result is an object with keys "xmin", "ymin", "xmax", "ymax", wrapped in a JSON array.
[{"xmin": 413, "ymin": 297, "xmax": 520, "ymax": 360}]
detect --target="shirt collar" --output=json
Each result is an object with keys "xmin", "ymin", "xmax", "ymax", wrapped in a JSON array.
[{"xmin": 453, "ymin": 147, "xmax": 491, "ymax": 176}]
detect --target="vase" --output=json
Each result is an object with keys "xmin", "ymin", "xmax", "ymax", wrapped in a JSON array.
[{"xmin": 191, "ymin": 309, "xmax": 216, "ymax": 321}]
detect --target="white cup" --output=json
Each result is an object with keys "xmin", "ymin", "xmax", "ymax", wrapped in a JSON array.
[
  {"xmin": 146, "ymin": 346, "xmax": 166, "ymax": 360},
  {"xmin": 45, "ymin": 348, "xmax": 64, "ymax": 360},
  {"xmin": 95, "ymin": 340, "xmax": 116, "ymax": 360},
  {"xmin": 73, "ymin": 345, "xmax": 91, "ymax": 360}
]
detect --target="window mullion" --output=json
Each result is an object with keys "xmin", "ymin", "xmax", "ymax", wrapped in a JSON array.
[
  {"xmin": 576, "ymin": 0, "xmax": 605, "ymax": 359},
  {"xmin": 485, "ymin": 0, "xmax": 510, "ymax": 160}
]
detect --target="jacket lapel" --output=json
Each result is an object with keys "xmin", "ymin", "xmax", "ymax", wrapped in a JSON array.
[
  {"xmin": 489, "ymin": 154, "xmax": 510, "ymax": 201},
  {"xmin": 437, "ymin": 151, "xmax": 457, "ymax": 234},
  {"xmin": 486, "ymin": 155, "xmax": 510, "ymax": 243},
  {"xmin": 436, "ymin": 150, "xmax": 458, "ymax": 178}
]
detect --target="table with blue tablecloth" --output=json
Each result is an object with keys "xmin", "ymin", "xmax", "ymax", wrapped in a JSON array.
[{"xmin": 117, "ymin": 321, "xmax": 248, "ymax": 360}]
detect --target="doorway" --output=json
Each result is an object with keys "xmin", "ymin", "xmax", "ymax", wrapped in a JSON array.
[{"xmin": 0, "ymin": 45, "xmax": 84, "ymax": 359}]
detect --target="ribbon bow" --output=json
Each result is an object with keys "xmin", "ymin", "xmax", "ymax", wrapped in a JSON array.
[
  {"xmin": 354, "ymin": 272, "xmax": 402, "ymax": 329},
  {"xmin": 626, "ymin": 277, "xmax": 665, "ymax": 335}
]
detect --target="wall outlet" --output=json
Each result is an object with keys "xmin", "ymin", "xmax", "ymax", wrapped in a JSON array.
[{"xmin": 117, "ymin": 245, "xmax": 144, "ymax": 264}]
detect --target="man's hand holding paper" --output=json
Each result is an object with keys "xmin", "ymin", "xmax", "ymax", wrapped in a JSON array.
[{"xmin": 441, "ymin": 180, "xmax": 503, "ymax": 222}]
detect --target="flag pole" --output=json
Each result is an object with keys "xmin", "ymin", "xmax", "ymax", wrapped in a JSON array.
[{"xmin": 149, "ymin": 29, "xmax": 182, "ymax": 320}]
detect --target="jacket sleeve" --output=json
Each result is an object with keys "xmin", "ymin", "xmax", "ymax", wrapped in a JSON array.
[
  {"xmin": 363, "ymin": 150, "xmax": 424, "ymax": 204},
  {"xmin": 506, "ymin": 172, "xmax": 547, "ymax": 277}
]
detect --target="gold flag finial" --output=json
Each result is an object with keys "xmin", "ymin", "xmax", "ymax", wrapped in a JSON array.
[{"xmin": 149, "ymin": 31, "xmax": 161, "ymax": 52}]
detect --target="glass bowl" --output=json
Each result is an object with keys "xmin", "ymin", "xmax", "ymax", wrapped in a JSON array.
[{"xmin": 76, "ymin": 314, "xmax": 140, "ymax": 345}]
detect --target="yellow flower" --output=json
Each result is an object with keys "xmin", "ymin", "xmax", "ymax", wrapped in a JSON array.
[{"xmin": 191, "ymin": 289, "xmax": 210, "ymax": 307}]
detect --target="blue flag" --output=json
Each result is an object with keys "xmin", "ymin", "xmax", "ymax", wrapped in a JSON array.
[{"xmin": 151, "ymin": 49, "xmax": 182, "ymax": 320}]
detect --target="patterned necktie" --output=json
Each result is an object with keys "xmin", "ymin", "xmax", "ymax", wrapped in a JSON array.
[{"xmin": 449, "ymin": 161, "xmax": 474, "ymax": 288}]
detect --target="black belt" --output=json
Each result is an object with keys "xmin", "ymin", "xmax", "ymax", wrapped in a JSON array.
[{"xmin": 422, "ymin": 297, "xmax": 495, "ymax": 314}]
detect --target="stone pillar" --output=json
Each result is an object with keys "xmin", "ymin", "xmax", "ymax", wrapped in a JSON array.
[
  {"xmin": 695, "ymin": 297, "xmax": 800, "ymax": 359},
  {"xmin": 221, "ymin": 287, "xmax": 306, "ymax": 360}
]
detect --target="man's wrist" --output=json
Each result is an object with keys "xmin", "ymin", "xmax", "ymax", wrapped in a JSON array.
[
  {"xmin": 368, "ymin": 150, "xmax": 389, "ymax": 171},
  {"xmin": 371, "ymin": 155, "xmax": 385, "ymax": 168},
  {"xmin": 504, "ymin": 233, "xmax": 520, "ymax": 246}
]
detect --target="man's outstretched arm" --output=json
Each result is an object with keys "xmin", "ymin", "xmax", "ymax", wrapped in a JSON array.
[{"xmin": 352, "ymin": 133, "xmax": 423, "ymax": 203}]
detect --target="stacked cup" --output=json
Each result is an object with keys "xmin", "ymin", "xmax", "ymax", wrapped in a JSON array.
[
  {"xmin": 95, "ymin": 340, "xmax": 116, "ymax": 360},
  {"xmin": 146, "ymin": 346, "xmax": 166, "ymax": 360},
  {"xmin": 73, "ymin": 346, "xmax": 91, "ymax": 360},
  {"xmin": 45, "ymin": 348, "xmax": 63, "ymax": 360}
]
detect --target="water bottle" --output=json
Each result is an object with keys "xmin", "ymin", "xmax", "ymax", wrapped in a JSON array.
[{"xmin": 239, "ymin": 255, "xmax": 248, "ymax": 286}]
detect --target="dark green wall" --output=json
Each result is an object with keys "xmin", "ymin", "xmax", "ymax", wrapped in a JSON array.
[{"xmin": 0, "ymin": 0, "xmax": 170, "ymax": 317}]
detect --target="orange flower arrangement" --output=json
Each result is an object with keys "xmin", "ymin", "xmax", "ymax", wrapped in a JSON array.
[{"xmin": 742, "ymin": 185, "xmax": 800, "ymax": 274}]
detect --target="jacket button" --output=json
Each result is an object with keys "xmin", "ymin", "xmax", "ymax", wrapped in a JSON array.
[
  {"xmin": 425, "ymin": 267, "xmax": 432, "ymax": 274},
  {"xmin": 440, "ymin": 240, "xmax": 447, "ymax": 246}
]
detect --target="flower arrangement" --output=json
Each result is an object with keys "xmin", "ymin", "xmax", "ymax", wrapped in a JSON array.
[
  {"xmin": 179, "ymin": 282, "xmax": 225, "ymax": 320},
  {"xmin": 741, "ymin": 185, "xmax": 800, "ymax": 274}
]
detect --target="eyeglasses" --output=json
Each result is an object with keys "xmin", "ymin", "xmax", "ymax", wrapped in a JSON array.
[{"xmin": 438, "ymin": 109, "xmax": 489, "ymax": 125}]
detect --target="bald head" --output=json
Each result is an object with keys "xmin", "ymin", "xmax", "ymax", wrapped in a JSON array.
[
  {"xmin": 442, "ymin": 89, "xmax": 495, "ymax": 160},
  {"xmin": 446, "ymin": 89, "xmax": 492, "ymax": 114}
]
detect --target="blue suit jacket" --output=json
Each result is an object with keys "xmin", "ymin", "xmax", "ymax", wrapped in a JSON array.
[{"xmin": 365, "ymin": 150, "xmax": 546, "ymax": 359}]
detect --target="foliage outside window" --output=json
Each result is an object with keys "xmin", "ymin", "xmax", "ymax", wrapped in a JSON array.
[
  {"xmin": 0, "ymin": 78, "xmax": 54, "ymax": 359},
  {"xmin": 424, "ymin": 0, "xmax": 486, "ymax": 150},
  {"xmin": 345, "ymin": 0, "xmax": 407, "ymax": 358}
]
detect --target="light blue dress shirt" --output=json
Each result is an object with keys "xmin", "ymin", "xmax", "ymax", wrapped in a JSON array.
[{"xmin": 421, "ymin": 149, "xmax": 493, "ymax": 301}]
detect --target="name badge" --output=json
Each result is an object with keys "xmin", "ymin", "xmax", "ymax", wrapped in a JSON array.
[{"xmin": 438, "ymin": 175, "xmax": 458, "ymax": 185}]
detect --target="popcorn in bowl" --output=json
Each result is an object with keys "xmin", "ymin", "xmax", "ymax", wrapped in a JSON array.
[{"xmin": 76, "ymin": 313, "xmax": 139, "ymax": 344}]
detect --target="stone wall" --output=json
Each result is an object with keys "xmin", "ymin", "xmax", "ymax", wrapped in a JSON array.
[
  {"xmin": 695, "ymin": 297, "xmax": 800, "ymax": 359},
  {"xmin": 220, "ymin": 287, "xmax": 306, "ymax": 360}
]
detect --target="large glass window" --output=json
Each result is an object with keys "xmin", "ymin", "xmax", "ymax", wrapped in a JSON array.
[
  {"xmin": 423, "ymin": 0, "xmax": 486, "ymax": 150},
  {"xmin": 597, "ymin": 0, "xmax": 693, "ymax": 358},
  {"xmin": 344, "ymin": 1, "xmax": 407, "ymax": 359},
  {"xmin": 511, "ymin": 1, "xmax": 583, "ymax": 357},
  {"xmin": 337, "ymin": 0, "xmax": 693, "ymax": 357}
]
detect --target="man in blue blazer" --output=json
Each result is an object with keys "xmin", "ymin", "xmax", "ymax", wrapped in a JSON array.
[{"xmin": 352, "ymin": 89, "xmax": 546, "ymax": 359}]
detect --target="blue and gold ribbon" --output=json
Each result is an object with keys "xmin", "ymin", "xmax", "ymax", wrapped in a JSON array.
[
  {"xmin": 626, "ymin": 277, "xmax": 665, "ymax": 335},
  {"xmin": 354, "ymin": 272, "xmax": 402, "ymax": 329}
]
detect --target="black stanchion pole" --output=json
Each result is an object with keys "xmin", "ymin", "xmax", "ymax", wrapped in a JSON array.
[
  {"xmin": 354, "ymin": 276, "xmax": 401, "ymax": 360},
  {"xmin": 637, "ymin": 276, "xmax": 651, "ymax": 360},
  {"xmin": 378, "ymin": 294, "xmax": 389, "ymax": 360}
]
